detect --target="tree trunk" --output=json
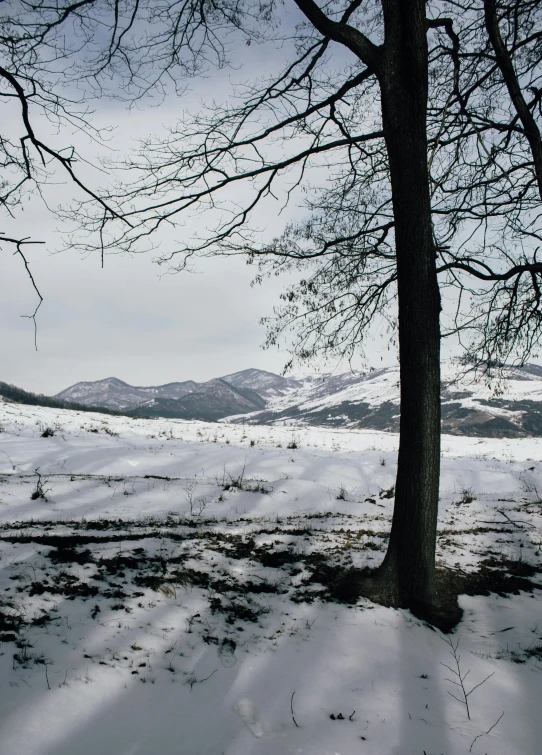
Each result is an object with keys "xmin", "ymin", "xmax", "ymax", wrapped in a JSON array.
[{"xmin": 370, "ymin": 0, "xmax": 442, "ymax": 613}]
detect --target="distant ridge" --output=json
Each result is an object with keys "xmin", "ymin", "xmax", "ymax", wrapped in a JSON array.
[
  {"xmin": 53, "ymin": 370, "xmax": 296, "ymax": 421},
  {"xmin": 4, "ymin": 362, "xmax": 542, "ymax": 437},
  {"xmin": 0, "ymin": 381, "xmax": 121, "ymax": 416},
  {"xmin": 54, "ymin": 372, "xmax": 271, "ymax": 422}
]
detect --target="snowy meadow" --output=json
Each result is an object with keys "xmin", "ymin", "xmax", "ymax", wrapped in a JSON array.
[{"xmin": 0, "ymin": 399, "xmax": 541, "ymax": 755}]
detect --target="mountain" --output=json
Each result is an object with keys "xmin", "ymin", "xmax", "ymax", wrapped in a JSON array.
[
  {"xmin": 129, "ymin": 379, "xmax": 266, "ymax": 421},
  {"xmin": 44, "ymin": 361, "xmax": 542, "ymax": 436},
  {"xmin": 55, "ymin": 373, "xmax": 266, "ymax": 421},
  {"xmin": 55, "ymin": 377, "xmax": 198, "ymax": 411},
  {"xmin": 220, "ymin": 368, "xmax": 301, "ymax": 398}
]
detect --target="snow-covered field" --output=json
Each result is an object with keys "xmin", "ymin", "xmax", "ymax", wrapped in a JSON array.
[{"xmin": 0, "ymin": 398, "xmax": 541, "ymax": 755}]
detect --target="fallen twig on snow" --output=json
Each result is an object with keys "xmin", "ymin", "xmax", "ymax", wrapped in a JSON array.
[{"xmin": 470, "ymin": 711, "xmax": 504, "ymax": 752}]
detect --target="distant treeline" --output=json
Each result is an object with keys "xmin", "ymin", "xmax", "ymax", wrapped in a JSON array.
[{"xmin": 0, "ymin": 381, "xmax": 122, "ymax": 416}]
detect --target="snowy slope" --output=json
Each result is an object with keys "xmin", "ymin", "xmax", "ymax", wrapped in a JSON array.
[
  {"xmin": 0, "ymin": 398, "xmax": 541, "ymax": 755},
  {"xmin": 226, "ymin": 361, "xmax": 542, "ymax": 437}
]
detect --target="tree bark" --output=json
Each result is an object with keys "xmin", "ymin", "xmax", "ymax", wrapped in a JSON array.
[{"xmin": 371, "ymin": 0, "xmax": 442, "ymax": 613}]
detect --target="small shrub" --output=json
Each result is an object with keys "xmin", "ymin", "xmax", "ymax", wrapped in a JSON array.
[
  {"xmin": 30, "ymin": 469, "xmax": 50, "ymax": 501},
  {"xmin": 458, "ymin": 487, "xmax": 476, "ymax": 505},
  {"xmin": 183, "ymin": 483, "xmax": 209, "ymax": 516},
  {"xmin": 336, "ymin": 485, "xmax": 348, "ymax": 501}
]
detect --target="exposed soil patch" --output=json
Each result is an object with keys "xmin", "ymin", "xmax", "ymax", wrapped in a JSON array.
[
  {"xmin": 48, "ymin": 546, "xmax": 95, "ymax": 565},
  {"xmin": 1, "ymin": 520, "xmax": 541, "ymax": 639},
  {"xmin": 445, "ymin": 557, "xmax": 541, "ymax": 598}
]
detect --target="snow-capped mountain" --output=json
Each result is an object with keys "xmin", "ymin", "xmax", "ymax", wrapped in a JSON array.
[
  {"xmin": 55, "ymin": 374, "xmax": 266, "ymax": 421},
  {"xmin": 51, "ymin": 362, "xmax": 542, "ymax": 436},
  {"xmin": 128, "ymin": 379, "xmax": 266, "ymax": 421},
  {"xmin": 219, "ymin": 368, "xmax": 301, "ymax": 398},
  {"xmin": 55, "ymin": 377, "xmax": 198, "ymax": 411}
]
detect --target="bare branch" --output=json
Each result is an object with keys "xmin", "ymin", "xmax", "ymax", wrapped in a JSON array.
[{"xmin": 0, "ymin": 234, "xmax": 45, "ymax": 349}]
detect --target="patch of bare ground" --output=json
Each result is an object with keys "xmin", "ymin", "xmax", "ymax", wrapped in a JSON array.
[{"xmin": 2, "ymin": 516, "xmax": 540, "ymax": 642}]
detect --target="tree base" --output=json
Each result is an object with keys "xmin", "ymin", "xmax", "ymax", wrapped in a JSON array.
[
  {"xmin": 318, "ymin": 556, "xmax": 540, "ymax": 632},
  {"xmin": 357, "ymin": 567, "xmax": 464, "ymax": 633}
]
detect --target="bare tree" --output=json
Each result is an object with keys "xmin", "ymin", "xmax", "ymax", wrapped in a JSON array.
[
  {"xmin": 3, "ymin": 0, "xmax": 542, "ymax": 625},
  {"xmin": 74, "ymin": 0, "xmax": 448, "ymax": 620}
]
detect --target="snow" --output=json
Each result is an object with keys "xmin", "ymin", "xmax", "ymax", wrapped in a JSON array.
[{"xmin": 0, "ymin": 398, "xmax": 541, "ymax": 755}]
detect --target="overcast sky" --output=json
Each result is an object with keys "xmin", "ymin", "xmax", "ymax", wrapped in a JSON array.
[{"xmin": 1, "ymin": 220, "xmax": 397, "ymax": 395}]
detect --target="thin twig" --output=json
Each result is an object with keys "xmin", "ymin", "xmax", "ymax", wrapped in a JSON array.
[
  {"xmin": 0, "ymin": 449, "xmax": 16, "ymax": 470},
  {"xmin": 1, "ymin": 236, "xmax": 45, "ymax": 351},
  {"xmin": 496, "ymin": 509, "xmax": 535, "ymax": 529},
  {"xmin": 469, "ymin": 711, "xmax": 504, "ymax": 752},
  {"xmin": 291, "ymin": 691, "xmax": 299, "ymax": 727},
  {"xmin": 441, "ymin": 637, "xmax": 494, "ymax": 720},
  {"xmin": 186, "ymin": 668, "xmax": 217, "ymax": 691}
]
